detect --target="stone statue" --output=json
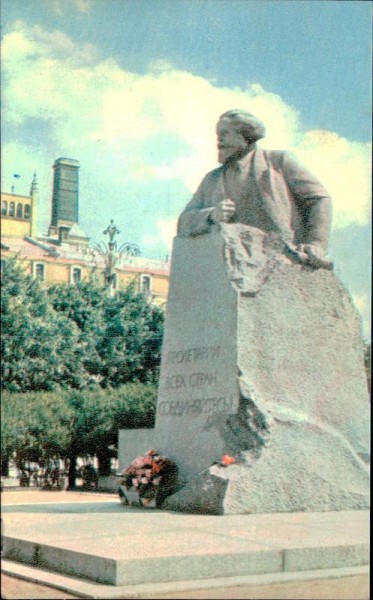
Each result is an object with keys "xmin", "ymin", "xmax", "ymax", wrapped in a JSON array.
[
  {"xmin": 178, "ymin": 109, "xmax": 332, "ymax": 269},
  {"xmin": 119, "ymin": 109, "xmax": 369, "ymax": 515}
]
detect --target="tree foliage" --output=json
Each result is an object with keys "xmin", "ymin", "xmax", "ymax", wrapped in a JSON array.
[
  {"xmin": 46, "ymin": 281, "xmax": 164, "ymax": 388},
  {"xmin": 1, "ymin": 384, "xmax": 157, "ymax": 479},
  {"xmin": 1, "ymin": 257, "xmax": 90, "ymax": 392},
  {"xmin": 1, "ymin": 390, "xmax": 73, "ymax": 468},
  {"xmin": 46, "ymin": 281, "xmax": 105, "ymax": 385},
  {"xmin": 1, "ymin": 257, "xmax": 164, "ymax": 392},
  {"xmin": 66, "ymin": 383, "xmax": 156, "ymax": 478},
  {"xmin": 95, "ymin": 286, "xmax": 164, "ymax": 387},
  {"xmin": 1, "ymin": 257, "xmax": 163, "ymax": 479}
]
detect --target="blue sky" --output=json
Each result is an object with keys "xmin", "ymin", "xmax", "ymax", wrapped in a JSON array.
[{"xmin": 1, "ymin": 0, "xmax": 371, "ymax": 336}]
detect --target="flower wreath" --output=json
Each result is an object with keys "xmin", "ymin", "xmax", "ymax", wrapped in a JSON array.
[{"xmin": 119, "ymin": 449, "xmax": 178, "ymax": 505}]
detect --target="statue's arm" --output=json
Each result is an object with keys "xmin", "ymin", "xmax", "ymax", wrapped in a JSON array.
[
  {"xmin": 177, "ymin": 177, "xmax": 215, "ymax": 237},
  {"xmin": 281, "ymin": 153, "xmax": 332, "ymax": 250}
]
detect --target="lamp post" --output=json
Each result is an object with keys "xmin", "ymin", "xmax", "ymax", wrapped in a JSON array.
[{"xmin": 92, "ymin": 220, "xmax": 140, "ymax": 294}]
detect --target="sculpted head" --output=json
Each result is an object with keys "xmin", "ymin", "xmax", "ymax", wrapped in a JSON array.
[{"xmin": 216, "ymin": 110, "xmax": 266, "ymax": 164}]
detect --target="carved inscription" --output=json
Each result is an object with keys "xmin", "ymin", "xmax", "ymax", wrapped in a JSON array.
[
  {"xmin": 159, "ymin": 396, "xmax": 234, "ymax": 416},
  {"xmin": 164, "ymin": 371, "xmax": 218, "ymax": 390},
  {"xmin": 160, "ymin": 345, "xmax": 234, "ymax": 418},
  {"xmin": 166, "ymin": 345, "xmax": 221, "ymax": 365}
]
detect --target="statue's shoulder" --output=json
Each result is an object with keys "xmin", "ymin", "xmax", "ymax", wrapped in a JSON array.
[
  {"xmin": 256, "ymin": 149, "xmax": 297, "ymax": 171},
  {"xmin": 258, "ymin": 148, "xmax": 289, "ymax": 163},
  {"xmin": 207, "ymin": 165, "xmax": 224, "ymax": 179},
  {"xmin": 199, "ymin": 165, "xmax": 224, "ymax": 186}
]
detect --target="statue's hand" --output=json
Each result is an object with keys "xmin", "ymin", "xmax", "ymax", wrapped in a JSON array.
[
  {"xmin": 302, "ymin": 244, "xmax": 333, "ymax": 269},
  {"xmin": 210, "ymin": 199, "xmax": 236, "ymax": 223}
]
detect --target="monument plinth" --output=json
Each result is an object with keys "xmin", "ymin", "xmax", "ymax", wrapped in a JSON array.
[
  {"xmin": 154, "ymin": 229, "xmax": 239, "ymax": 478},
  {"xmin": 119, "ymin": 224, "xmax": 370, "ymax": 514}
]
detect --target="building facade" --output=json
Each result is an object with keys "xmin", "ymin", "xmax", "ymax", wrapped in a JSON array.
[{"xmin": 1, "ymin": 159, "xmax": 169, "ymax": 306}]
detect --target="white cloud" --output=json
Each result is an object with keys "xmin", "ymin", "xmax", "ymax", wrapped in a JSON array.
[
  {"xmin": 293, "ymin": 131, "xmax": 371, "ymax": 228},
  {"xmin": 353, "ymin": 293, "xmax": 368, "ymax": 315},
  {"xmin": 2, "ymin": 21, "xmax": 371, "ymax": 242},
  {"xmin": 141, "ymin": 218, "xmax": 177, "ymax": 254},
  {"xmin": 352, "ymin": 293, "xmax": 371, "ymax": 339},
  {"xmin": 50, "ymin": 0, "xmax": 92, "ymax": 16}
]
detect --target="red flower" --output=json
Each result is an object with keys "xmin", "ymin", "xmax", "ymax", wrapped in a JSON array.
[
  {"xmin": 121, "ymin": 451, "xmax": 178, "ymax": 500},
  {"xmin": 221, "ymin": 455, "xmax": 236, "ymax": 466}
]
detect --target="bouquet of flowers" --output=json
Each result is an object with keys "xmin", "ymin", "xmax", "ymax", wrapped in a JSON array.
[
  {"xmin": 219, "ymin": 454, "xmax": 236, "ymax": 466},
  {"xmin": 118, "ymin": 449, "xmax": 178, "ymax": 507}
]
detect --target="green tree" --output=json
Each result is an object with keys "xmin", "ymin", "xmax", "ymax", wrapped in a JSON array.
[
  {"xmin": 1, "ymin": 382, "xmax": 156, "ymax": 481},
  {"xmin": 47, "ymin": 280, "xmax": 164, "ymax": 389},
  {"xmin": 2, "ymin": 259, "xmax": 164, "ymax": 392},
  {"xmin": 46, "ymin": 281, "xmax": 105, "ymax": 383},
  {"xmin": 1, "ymin": 390, "xmax": 72, "ymax": 476},
  {"xmin": 97, "ymin": 285, "xmax": 164, "ymax": 387},
  {"xmin": 1, "ymin": 258, "xmax": 91, "ymax": 392},
  {"xmin": 65, "ymin": 383, "xmax": 156, "ymax": 485},
  {"xmin": 1, "ymin": 259, "xmax": 163, "ymax": 480}
]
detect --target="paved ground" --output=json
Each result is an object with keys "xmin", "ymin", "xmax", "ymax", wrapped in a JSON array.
[
  {"xmin": 2, "ymin": 574, "xmax": 79, "ymax": 599},
  {"xmin": 2, "ymin": 489, "xmax": 112, "ymax": 504},
  {"xmin": 2, "ymin": 572, "xmax": 370, "ymax": 599},
  {"xmin": 1, "ymin": 488, "xmax": 370, "ymax": 599}
]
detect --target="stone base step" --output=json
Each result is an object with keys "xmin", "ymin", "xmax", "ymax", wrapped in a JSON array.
[{"xmin": 2, "ymin": 501, "xmax": 369, "ymax": 587}]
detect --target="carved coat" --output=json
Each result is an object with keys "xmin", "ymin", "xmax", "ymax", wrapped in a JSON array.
[{"xmin": 177, "ymin": 148, "xmax": 332, "ymax": 249}]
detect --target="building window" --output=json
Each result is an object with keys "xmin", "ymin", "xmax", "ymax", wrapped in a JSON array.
[
  {"xmin": 35, "ymin": 264, "xmax": 45, "ymax": 281},
  {"xmin": 16, "ymin": 203, "xmax": 23, "ymax": 218},
  {"xmin": 140, "ymin": 274, "xmax": 152, "ymax": 296},
  {"xmin": 72, "ymin": 267, "xmax": 82, "ymax": 284},
  {"xmin": 1, "ymin": 201, "xmax": 7, "ymax": 216},
  {"xmin": 9, "ymin": 202, "xmax": 15, "ymax": 217},
  {"xmin": 24, "ymin": 204, "xmax": 31, "ymax": 219}
]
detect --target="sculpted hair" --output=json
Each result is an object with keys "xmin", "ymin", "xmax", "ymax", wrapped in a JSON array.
[{"xmin": 219, "ymin": 110, "xmax": 266, "ymax": 142}]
